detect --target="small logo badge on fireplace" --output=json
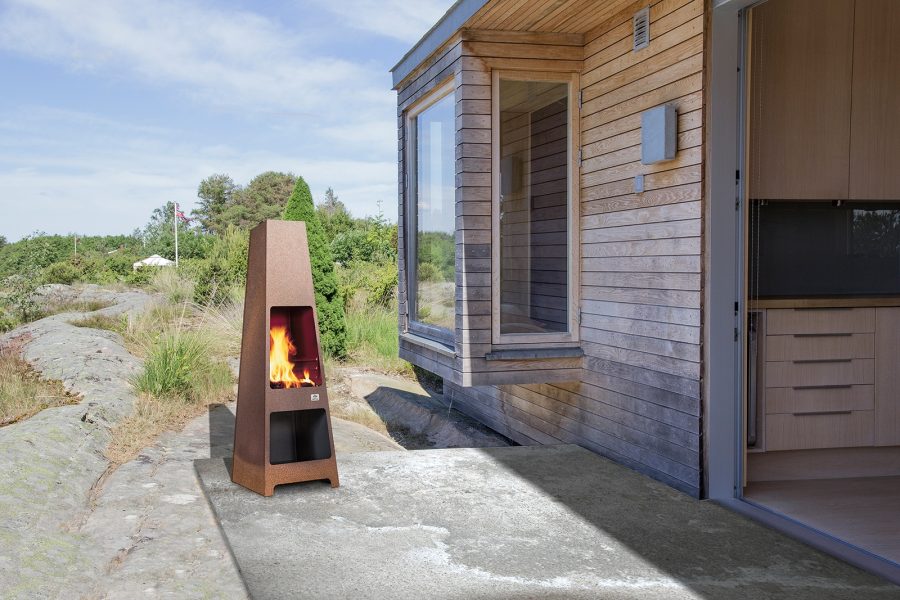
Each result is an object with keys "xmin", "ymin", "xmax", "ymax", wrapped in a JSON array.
[{"xmin": 311, "ymin": 393, "xmax": 320, "ymax": 402}]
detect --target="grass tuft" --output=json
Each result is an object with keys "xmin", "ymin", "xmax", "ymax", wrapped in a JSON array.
[
  {"xmin": 0, "ymin": 340, "xmax": 78, "ymax": 426},
  {"xmin": 107, "ymin": 306, "xmax": 234, "ymax": 465},
  {"xmin": 44, "ymin": 298, "xmax": 115, "ymax": 316},
  {"xmin": 68, "ymin": 313, "xmax": 127, "ymax": 333},
  {"xmin": 131, "ymin": 326, "xmax": 232, "ymax": 402}
]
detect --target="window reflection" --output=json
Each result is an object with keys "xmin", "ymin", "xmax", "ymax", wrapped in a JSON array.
[
  {"xmin": 749, "ymin": 202, "xmax": 900, "ymax": 297},
  {"xmin": 411, "ymin": 92, "xmax": 455, "ymax": 331}
]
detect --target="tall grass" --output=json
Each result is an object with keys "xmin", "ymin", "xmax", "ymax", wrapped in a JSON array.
[
  {"xmin": 131, "ymin": 326, "xmax": 232, "ymax": 402},
  {"xmin": 0, "ymin": 342, "xmax": 77, "ymax": 426},
  {"xmin": 345, "ymin": 300, "xmax": 411, "ymax": 375},
  {"xmin": 120, "ymin": 301, "xmax": 182, "ymax": 357},
  {"xmin": 150, "ymin": 268, "xmax": 195, "ymax": 304},
  {"xmin": 108, "ymin": 306, "xmax": 234, "ymax": 465},
  {"xmin": 194, "ymin": 299, "xmax": 243, "ymax": 358}
]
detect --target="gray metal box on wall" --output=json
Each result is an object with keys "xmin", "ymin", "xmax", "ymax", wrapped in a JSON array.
[{"xmin": 641, "ymin": 104, "xmax": 677, "ymax": 164}]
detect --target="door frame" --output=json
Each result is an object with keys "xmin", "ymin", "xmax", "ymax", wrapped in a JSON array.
[{"xmin": 704, "ymin": 0, "xmax": 900, "ymax": 584}]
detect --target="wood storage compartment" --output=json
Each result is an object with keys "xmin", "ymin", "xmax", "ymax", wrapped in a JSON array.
[{"xmin": 232, "ymin": 220, "xmax": 339, "ymax": 496}]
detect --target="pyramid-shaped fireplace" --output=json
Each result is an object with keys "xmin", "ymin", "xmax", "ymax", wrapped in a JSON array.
[{"xmin": 232, "ymin": 220, "xmax": 339, "ymax": 496}]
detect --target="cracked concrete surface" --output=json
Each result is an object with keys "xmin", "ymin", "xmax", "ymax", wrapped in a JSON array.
[{"xmin": 196, "ymin": 445, "xmax": 900, "ymax": 600}]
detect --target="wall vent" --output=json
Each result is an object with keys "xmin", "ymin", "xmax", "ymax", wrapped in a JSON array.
[{"xmin": 633, "ymin": 8, "xmax": 650, "ymax": 51}]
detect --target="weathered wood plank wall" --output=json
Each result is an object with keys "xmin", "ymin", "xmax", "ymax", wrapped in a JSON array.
[
  {"xmin": 446, "ymin": 0, "xmax": 705, "ymax": 496},
  {"xmin": 398, "ymin": 32, "xmax": 583, "ymax": 386}
]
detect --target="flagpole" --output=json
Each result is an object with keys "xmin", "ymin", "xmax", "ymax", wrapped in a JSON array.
[{"xmin": 174, "ymin": 202, "xmax": 179, "ymax": 268}]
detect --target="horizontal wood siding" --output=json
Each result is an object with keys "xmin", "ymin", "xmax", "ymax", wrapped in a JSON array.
[
  {"xmin": 454, "ymin": 50, "xmax": 495, "ymax": 376},
  {"xmin": 443, "ymin": 0, "xmax": 705, "ymax": 497}
]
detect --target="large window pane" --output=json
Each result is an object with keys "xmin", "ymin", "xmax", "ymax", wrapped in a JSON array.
[
  {"xmin": 498, "ymin": 79, "xmax": 569, "ymax": 335},
  {"xmin": 410, "ymin": 91, "xmax": 455, "ymax": 331}
]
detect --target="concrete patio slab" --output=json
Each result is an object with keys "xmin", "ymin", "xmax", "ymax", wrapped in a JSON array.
[{"xmin": 195, "ymin": 445, "xmax": 900, "ymax": 600}]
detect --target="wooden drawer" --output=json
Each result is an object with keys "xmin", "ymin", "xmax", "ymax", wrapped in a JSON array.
[
  {"xmin": 765, "ymin": 358, "xmax": 874, "ymax": 388},
  {"xmin": 766, "ymin": 385, "xmax": 874, "ymax": 414},
  {"xmin": 765, "ymin": 333, "xmax": 874, "ymax": 361},
  {"xmin": 766, "ymin": 410, "xmax": 875, "ymax": 451},
  {"xmin": 766, "ymin": 308, "xmax": 875, "ymax": 335}
]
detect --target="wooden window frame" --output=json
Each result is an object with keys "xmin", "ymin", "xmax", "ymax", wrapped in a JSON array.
[
  {"xmin": 404, "ymin": 79, "xmax": 456, "ymax": 345},
  {"xmin": 491, "ymin": 69, "xmax": 581, "ymax": 346}
]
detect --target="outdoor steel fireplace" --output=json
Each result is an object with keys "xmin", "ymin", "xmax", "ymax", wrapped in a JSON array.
[{"xmin": 232, "ymin": 219, "xmax": 339, "ymax": 496}]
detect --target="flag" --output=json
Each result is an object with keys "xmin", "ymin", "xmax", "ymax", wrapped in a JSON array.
[{"xmin": 175, "ymin": 203, "xmax": 191, "ymax": 224}]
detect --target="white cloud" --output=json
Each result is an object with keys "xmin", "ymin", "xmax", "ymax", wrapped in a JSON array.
[
  {"xmin": 0, "ymin": 107, "xmax": 397, "ymax": 241},
  {"xmin": 0, "ymin": 0, "xmax": 432, "ymax": 241},
  {"xmin": 0, "ymin": 0, "xmax": 393, "ymax": 118},
  {"xmin": 313, "ymin": 0, "xmax": 453, "ymax": 44}
]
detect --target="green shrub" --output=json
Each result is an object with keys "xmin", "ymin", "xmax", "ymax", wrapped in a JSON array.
[
  {"xmin": 2, "ymin": 272, "xmax": 41, "ymax": 322},
  {"xmin": 282, "ymin": 177, "xmax": 347, "ymax": 358},
  {"xmin": 192, "ymin": 227, "xmax": 249, "ymax": 306},
  {"xmin": 125, "ymin": 267, "xmax": 153, "ymax": 287},
  {"xmin": 0, "ymin": 310, "xmax": 16, "ymax": 333},
  {"xmin": 42, "ymin": 260, "xmax": 81, "ymax": 285},
  {"xmin": 331, "ymin": 229, "xmax": 375, "ymax": 263},
  {"xmin": 416, "ymin": 262, "xmax": 441, "ymax": 282},
  {"xmin": 368, "ymin": 263, "xmax": 398, "ymax": 309}
]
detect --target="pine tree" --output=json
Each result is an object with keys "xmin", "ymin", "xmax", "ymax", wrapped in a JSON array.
[{"xmin": 282, "ymin": 177, "xmax": 347, "ymax": 358}]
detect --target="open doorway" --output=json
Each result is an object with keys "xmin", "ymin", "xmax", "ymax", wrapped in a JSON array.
[{"xmin": 739, "ymin": 0, "xmax": 900, "ymax": 566}]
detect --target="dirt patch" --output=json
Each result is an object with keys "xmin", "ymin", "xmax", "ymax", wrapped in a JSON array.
[
  {"xmin": 0, "ymin": 334, "xmax": 79, "ymax": 426},
  {"xmin": 329, "ymin": 367, "xmax": 512, "ymax": 450}
]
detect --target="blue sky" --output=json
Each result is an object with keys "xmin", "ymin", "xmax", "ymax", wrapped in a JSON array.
[{"xmin": 0, "ymin": 0, "xmax": 453, "ymax": 242}]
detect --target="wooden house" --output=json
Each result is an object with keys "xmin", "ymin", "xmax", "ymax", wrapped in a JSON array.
[{"xmin": 391, "ymin": 0, "xmax": 900, "ymax": 581}]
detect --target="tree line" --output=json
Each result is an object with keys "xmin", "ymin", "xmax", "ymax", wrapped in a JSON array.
[{"xmin": 0, "ymin": 171, "xmax": 399, "ymax": 355}]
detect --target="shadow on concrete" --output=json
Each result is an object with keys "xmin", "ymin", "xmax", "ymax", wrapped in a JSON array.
[
  {"xmin": 478, "ymin": 445, "xmax": 897, "ymax": 598},
  {"xmin": 362, "ymin": 385, "xmax": 514, "ymax": 450},
  {"xmin": 208, "ymin": 403, "xmax": 235, "ymax": 476}
]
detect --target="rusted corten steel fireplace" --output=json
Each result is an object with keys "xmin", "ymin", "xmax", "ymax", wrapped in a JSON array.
[{"xmin": 232, "ymin": 219, "xmax": 339, "ymax": 496}]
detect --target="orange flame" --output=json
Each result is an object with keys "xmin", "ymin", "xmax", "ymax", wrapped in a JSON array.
[{"xmin": 269, "ymin": 324, "xmax": 314, "ymax": 387}]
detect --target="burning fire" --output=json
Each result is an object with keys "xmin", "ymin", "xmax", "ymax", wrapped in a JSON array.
[{"xmin": 269, "ymin": 324, "xmax": 314, "ymax": 388}]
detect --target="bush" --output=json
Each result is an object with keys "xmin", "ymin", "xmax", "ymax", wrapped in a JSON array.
[
  {"xmin": 368, "ymin": 263, "xmax": 398, "ymax": 309},
  {"xmin": 42, "ymin": 260, "xmax": 81, "ymax": 285},
  {"xmin": 282, "ymin": 177, "xmax": 347, "ymax": 358},
  {"xmin": 192, "ymin": 227, "xmax": 249, "ymax": 306},
  {"xmin": 2, "ymin": 272, "xmax": 41, "ymax": 323},
  {"xmin": 331, "ymin": 229, "xmax": 367, "ymax": 263},
  {"xmin": 416, "ymin": 262, "xmax": 441, "ymax": 282},
  {"xmin": 125, "ymin": 267, "xmax": 153, "ymax": 287},
  {"xmin": 0, "ymin": 310, "xmax": 15, "ymax": 333}
]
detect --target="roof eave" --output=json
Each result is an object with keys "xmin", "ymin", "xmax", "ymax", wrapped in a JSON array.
[{"xmin": 390, "ymin": 0, "xmax": 491, "ymax": 89}]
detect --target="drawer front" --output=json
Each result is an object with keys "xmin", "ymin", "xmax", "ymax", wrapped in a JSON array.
[
  {"xmin": 766, "ymin": 411, "xmax": 875, "ymax": 451},
  {"xmin": 765, "ymin": 333, "xmax": 874, "ymax": 362},
  {"xmin": 766, "ymin": 385, "xmax": 874, "ymax": 414},
  {"xmin": 765, "ymin": 359, "xmax": 874, "ymax": 388},
  {"xmin": 766, "ymin": 308, "xmax": 875, "ymax": 335}
]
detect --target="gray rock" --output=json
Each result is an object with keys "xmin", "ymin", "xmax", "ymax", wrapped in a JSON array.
[{"xmin": 0, "ymin": 286, "xmax": 245, "ymax": 599}]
